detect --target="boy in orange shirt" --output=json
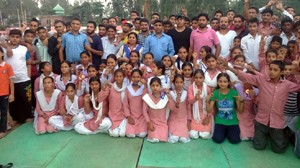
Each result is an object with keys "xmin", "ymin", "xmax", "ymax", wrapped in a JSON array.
[{"xmin": 0, "ymin": 47, "xmax": 15, "ymax": 138}]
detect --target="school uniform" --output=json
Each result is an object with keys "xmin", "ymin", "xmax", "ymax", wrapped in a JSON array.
[
  {"xmin": 104, "ymin": 82, "xmax": 128, "ymax": 137},
  {"xmin": 55, "ymin": 74, "xmax": 77, "ymax": 93},
  {"xmin": 74, "ymin": 91, "xmax": 112, "ymax": 135},
  {"xmin": 142, "ymin": 93, "xmax": 170, "ymax": 142},
  {"xmin": 234, "ymin": 82, "xmax": 259, "ymax": 139},
  {"xmin": 49, "ymin": 95, "xmax": 86, "ymax": 131},
  {"xmin": 168, "ymin": 90, "xmax": 190, "ymax": 143},
  {"xmin": 187, "ymin": 83, "xmax": 213, "ymax": 139},
  {"xmin": 34, "ymin": 89, "xmax": 62, "ymax": 134},
  {"xmin": 123, "ymin": 84, "xmax": 148, "ymax": 138}
]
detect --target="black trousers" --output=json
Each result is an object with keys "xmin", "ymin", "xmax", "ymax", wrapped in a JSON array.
[
  {"xmin": 0, "ymin": 96, "xmax": 8, "ymax": 132},
  {"xmin": 9, "ymin": 80, "xmax": 32, "ymax": 123},
  {"xmin": 253, "ymin": 121, "xmax": 288, "ymax": 153}
]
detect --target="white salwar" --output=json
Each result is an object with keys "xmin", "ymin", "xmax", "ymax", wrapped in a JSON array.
[{"xmin": 74, "ymin": 117, "xmax": 112, "ymax": 135}]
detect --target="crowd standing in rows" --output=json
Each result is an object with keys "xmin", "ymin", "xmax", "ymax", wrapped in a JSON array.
[{"xmin": 0, "ymin": 0, "xmax": 300, "ymax": 158}]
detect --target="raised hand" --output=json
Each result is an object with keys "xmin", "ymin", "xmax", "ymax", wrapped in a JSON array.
[{"xmin": 84, "ymin": 94, "xmax": 91, "ymax": 102}]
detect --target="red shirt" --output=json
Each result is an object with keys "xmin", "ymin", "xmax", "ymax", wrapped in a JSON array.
[
  {"xmin": 237, "ymin": 70, "xmax": 300, "ymax": 129},
  {"xmin": 0, "ymin": 62, "xmax": 15, "ymax": 96}
]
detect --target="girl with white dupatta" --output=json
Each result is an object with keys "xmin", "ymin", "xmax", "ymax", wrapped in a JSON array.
[
  {"xmin": 49, "ymin": 83, "xmax": 85, "ymax": 131},
  {"xmin": 142, "ymin": 77, "xmax": 170, "ymax": 143},
  {"xmin": 55, "ymin": 61, "xmax": 77, "ymax": 93},
  {"xmin": 166, "ymin": 74, "xmax": 191, "ymax": 143},
  {"xmin": 204, "ymin": 55, "xmax": 238, "ymax": 88},
  {"xmin": 187, "ymin": 69, "xmax": 213, "ymax": 139},
  {"xmin": 74, "ymin": 77, "xmax": 112, "ymax": 135},
  {"xmin": 147, "ymin": 62, "xmax": 171, "ymax": 93},
  {"xmin": 34, "ymin": 62, "xmax": 56, "ymax": 96},
  {"xmin": 123, "ymin": 69, "xmax": 148, "ymax": 138},
  {"xmin": 34, "ymin": 77, "xmax": 63, "ymax": 134},
  {"xmin": 102, "ymin": 69, "xmax": 128, "ymax": 137},
  {"xmin": 76, "ymin": 64, "xmax": 98, "ymax": 96}
]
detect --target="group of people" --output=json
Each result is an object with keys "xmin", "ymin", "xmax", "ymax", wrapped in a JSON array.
[{"xmin": 0, "ymin": 0, "xmax": 300, "ymax": 158}]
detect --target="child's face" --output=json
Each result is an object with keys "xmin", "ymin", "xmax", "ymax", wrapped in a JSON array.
[
  {"xmin": 231, "ymin": 49, "xmax": 242, "ymax": 59},
  {"xmin": 194, "ymin": 73, "xmax": 204, "ymax": 86},
  {"xmin": 150, "ymin": 81, "xmax": 161, "ymax": 93},
  {"xmin": 130, "ymin": 52, "xmax": 139, "ymax": 64},
  {"xmin": 43, "ymin": 63, "xmax": 52, "ymax": 73},
  {"xmin": 182, "ymin": 65, "xmax": 193, "ymax": 78},
  {"xmin": 143, "ymin": 54, "xmax": 154, "ymax": 66},
  {"xmin": 288, "ymin": 43, "xmax": 297, "ymax": 53},
  {"xmin": 199, "ymin": 48, "xmax": 208, "ymax": 59},
  {"xmin": 66, "ymin": 86, "xmax": 75, "ymax": 99},
  {"xmin": 38, "ymin": 30, "xmax": 47, "ymax": 41},
  {"xmin": 217, "ymin": 76, "xmax": 229, "ymax": 89},
  {"xmin": 174, "ymin": 77, "xmax": 184, "ymax": 90},
  {"xmin": 266, "ymin": 52, "xmax": 277, "ymax": 63},
  {"xmin": 131, "ymin": 72, "xmax": 141, "ymax": 83},
  {"xmin": 88, "ymin": 68, "xmax": 97, "ymax": 77},
  {"xmin": 114, "ymin": 72, "xmax": 124, "ymax": 84},
  {"xmin": 99, "ymin": 63, "xmax": 106, "ymax": 71},
  {"xmin": 125, "ymin": 64, "xmax": 133, "ymax": 76},
  {"xmin": 233, "ymin": 39, "xmax": 241, "ymax": 47},
  {"xmin": 284, "ymin": 65, "xmax": 293, "ymax": 77},
  {"xmin": 107, "ymin": 58, "xmax": 117, "ymax": 69},
  {"xmin": 60, "ymin": 63, "xmax": 70, "ymax": 74},
  {"xmin": 233, "ymin": 57, "xmax": 245, "ymax": 67},
  {"xmin": 248, "ymin": 23, "xmax": 258, "ymax": 35},
  {"xmin": 191, "ymin": 20, "xmax": 198, "ymax": 29},
  {"xmin": 43, "ymin": 78, "xmax": 54, "ymax": 91},
  {"xmin": 24, "ymin": 33, "xmax": 35, "ymax": 43},
  {"xmin": 9, "ymin": 35, "xmax": 21, "ymax": 45},
  {"xmin": 268, "ymin": 64, "xmax": 283, "ymax": 79},
  {"xmin": 162, "ymin": 56, "xmax": 172, "ymax": 68},
  {"xmin": 152, "ymin": 64, "xmax": 158, "ymax": 75},
  {"xmin": 277, "ymin": 48, "xmax": 288, "ymax": 61},
  {"xmin": 178, "ymin": 48, "xmax": 188, "ymax": 61},
  {"xmin": 90, "ymin": 81, "xmax": 100, "ymax": 92},
  {"xmin": 206, "ymin": 57, "xmax": 217, "ymax": 69},
  {"xmin": 270, "ymin": 41, "xmax": 281, "ymax": 50},
  {"xmin": 81, "ymin": 54, "xmax": 90, "ymax": 65}
]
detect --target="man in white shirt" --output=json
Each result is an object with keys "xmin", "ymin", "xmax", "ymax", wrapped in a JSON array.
[
  {"xmin": 217, "ymin": 16, "xmax": 237, "ymax": 59},
  {"xmin": 241, "ymin": 18, "xmax": 261, "ymax": 70}
]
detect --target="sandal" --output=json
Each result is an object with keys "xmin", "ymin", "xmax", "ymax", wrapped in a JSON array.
[{"xmin": 2, "ymin": 163, "xmax": 13, "ymax": 168}]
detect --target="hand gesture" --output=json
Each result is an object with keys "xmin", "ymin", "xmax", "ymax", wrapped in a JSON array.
[
  {"xmin": 202, "ymin": 116, "xmax": 211, "ymax": 126},
  {"xmin": 140, "ymin": 79, "xmax": 147, "ymax": 85},
  {"xmin": 206, "ymin": 93, "xmax": 213, "ymax": 102},
  {"xmin": 84, "ymin": 94, "xmax": 91, "ymax": 102},
  {"xmin": 196, "ymin": 90, "xmax": 201, "ymax": 100},
  {"xmin": 192, "ymin": 51, "xmax": 197, "ymax": 60},
  {"xmin": 127, "ymin": 116, "xmax": 135, "ymax": 125},
  {"xmin": 57, "ymin": 37, "xmax": 62, "ymax": 45},
  {"xmin": 275, "ymin": 1, "xmax": 284, "ymax": 10},
  {"xmin": 147, "ymin": 122, "xmax": 155, "ymax": 131}
]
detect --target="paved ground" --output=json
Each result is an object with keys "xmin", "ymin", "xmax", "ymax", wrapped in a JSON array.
[{"xmin": 0, "ymin": 123, "xmax": 299, "ymax": 168}]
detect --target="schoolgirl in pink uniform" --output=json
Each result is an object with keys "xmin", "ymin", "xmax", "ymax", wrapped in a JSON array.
[
  {"xmin": 123, "ymin": 69, "xmax": 148, "ymax": 138},
  {"xmin": 142, "ymin": 77, "xmax": 170, "ymax": 143},
  {"xmin": 55, "ymin": 61, "xmax": 77, "ymax": 94},
  {"xmin": 167, "ymin": 74, "xmax": 190, "ymax": 143},
  {"xmin": 34, "ymin": 77, "xmax": 62, "ymax": 134},
  {"xmin": 187, "ymin": 69, "xmax": 213, "ymax": 139}
]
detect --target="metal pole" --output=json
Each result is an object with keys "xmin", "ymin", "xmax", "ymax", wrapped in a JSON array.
[{"xmin": 17, "ymin": 9, "xmax": 21, "ymax": 27}]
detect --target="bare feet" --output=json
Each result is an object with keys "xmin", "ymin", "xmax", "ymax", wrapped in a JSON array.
[{"xmin": 25, "ymin": 118, "xmax": 33, "ymax": 122}]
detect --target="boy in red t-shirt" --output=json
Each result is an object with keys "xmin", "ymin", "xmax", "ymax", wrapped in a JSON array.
[{"xmin": 0, "ymin": 47, "xmax": 15, "ymax": 138}]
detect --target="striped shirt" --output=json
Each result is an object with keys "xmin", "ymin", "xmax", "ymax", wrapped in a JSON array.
[
  {"xmin": 284, "ymin": 92, "xmax": 299, "ymax": 116},
  {"xmin": 61, "ymin": 31, "xmax": 89, "ymax": 62}
]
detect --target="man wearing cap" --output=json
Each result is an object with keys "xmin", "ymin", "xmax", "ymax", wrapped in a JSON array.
[
  {"xmin": 167, "ymin": 14, "xmax": 192, "ymax": 55},
  {"xmin": 118, "ymin": 20, "xmax": 133, "ymax": 44}
]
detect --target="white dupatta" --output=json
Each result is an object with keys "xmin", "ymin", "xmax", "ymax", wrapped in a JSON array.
[
  {"xmin": 91, "ymin": 91, "xmax": 103, "ymax": 123},
  {"xmin": 192, "ymin": 82, "xmax": 207, "ymax": 123},
  {"xmin": 36, "ymin": 89, "xmax": 61, "ymax": 112},
  {"xmin": 113, "ymin": 82, "xmax": 127, "ymax": 102},
  {"xmin": 170, "ymin": 90, "xmax": 187, "ymax": 103},
  {"xmin": 127, "ymin": 83, "xmax": 144, "ymax": 97},
  {"xmin": 142, "ymin": 93, "xmax": 169, "ymax": 120},
  {"xmin": 65, "ymin": 95, "xmax": 84, "ymax": 116},
  {"xmin": 204, "ymin": 71, "xmax": 220, "ymax": 88}
]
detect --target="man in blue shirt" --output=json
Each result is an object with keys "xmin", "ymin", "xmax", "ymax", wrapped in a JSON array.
[
  {"xmin": 143, "ymin": 19, "xmax": 175, "ymax": 61},
  {"xmin": 59, "ymin": 18, "xmax": 90, "ymax": 64},
  {"xmin": 86, "ymin": 21, "xmax": 103, "ymax": 69}
]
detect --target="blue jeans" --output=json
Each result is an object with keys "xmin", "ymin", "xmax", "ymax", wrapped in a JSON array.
[
  {"xmin": 0, "ymin": 96, "xmax": 8, "ymax": 132},
  {"xmin": 212, "ymin": 124, "xmax": 241, "ymax": 144},
  {"xmin": 296, "ymin": 131, "xmax": 300, "ymax": 158}
]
